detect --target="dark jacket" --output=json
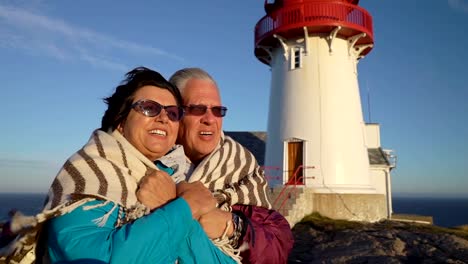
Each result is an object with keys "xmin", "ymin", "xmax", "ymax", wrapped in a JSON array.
[{"xmin": 233, "ymin": 204, "xmax": 294, "ymax": 264}]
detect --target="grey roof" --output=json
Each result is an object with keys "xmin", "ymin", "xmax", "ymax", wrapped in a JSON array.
[
  {"xmin": 225, "ymin": 131, "xmax": 266, "ymax": 165},
  {"xmin": 368, "ymin": 148, "xmax": 391, "ymax": 166},
  {"xmin": 225, "ymin": 131, "xmax": 390, "ymax": 167}
]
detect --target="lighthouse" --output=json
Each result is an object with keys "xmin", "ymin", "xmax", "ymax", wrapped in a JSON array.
[{"xmin": 254, "ymin": 0, "xmax": 392, "ymax": 223}]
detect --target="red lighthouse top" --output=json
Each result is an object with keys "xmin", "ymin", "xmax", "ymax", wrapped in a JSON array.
[
  {"xmin": 265, "ymin": 0, "xmax": 360, "ymax": 13},
  {"xmin": 256, "ymin": 0, "xmax": 374, "ymax": 64}
]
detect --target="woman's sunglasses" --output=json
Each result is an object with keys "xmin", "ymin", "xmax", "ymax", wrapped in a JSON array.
[
  {"xmin": 132, "ymin": 100, "xmax": 184, "ymax": 122},
  {"xmin": 184, "ymin": 104, "xmax": 228, "ymax": 117}
]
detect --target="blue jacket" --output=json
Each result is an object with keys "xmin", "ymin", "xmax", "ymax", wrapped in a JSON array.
[{"xmin": 47, "ymin": 198, "xmax": 236, "ymax": 264}]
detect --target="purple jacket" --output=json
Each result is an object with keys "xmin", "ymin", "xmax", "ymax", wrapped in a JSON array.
[{"xmin": 232, "ymin": 204, "xmax": 294, "ymax": 264}]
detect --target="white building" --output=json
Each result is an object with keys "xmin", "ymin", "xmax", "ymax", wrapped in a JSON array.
[{"xmin": 235, "ymin": 0, "xmax": 397, "ymax": 224}]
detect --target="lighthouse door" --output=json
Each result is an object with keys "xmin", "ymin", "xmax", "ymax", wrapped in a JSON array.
[{"xmin": 287, "ymin": 141, "xmax": 304, "ymax": 185}]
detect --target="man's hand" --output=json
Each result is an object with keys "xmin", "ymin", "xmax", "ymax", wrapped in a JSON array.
[
  {"xmin": 199, "ymin": 208, "xmax": 234, "ymax": 239},
  {"xmin": 137, "ymin": 169, "xmax": 176, "ymax": 211},
  {"xmin": 177, "ymin": 181, "xmax": 217, "ymax": 219}
]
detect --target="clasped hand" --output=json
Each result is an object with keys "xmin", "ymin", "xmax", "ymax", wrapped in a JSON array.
[{"xmin": 137, "ymin": 172, "xmax": 233, "ymax": 239}]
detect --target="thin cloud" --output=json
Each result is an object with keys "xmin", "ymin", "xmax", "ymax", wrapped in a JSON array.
[
  {"xmin": 448, "ymin": 0, "xmax": 468, "ymax": 13},
  {"xmin": 80, "ymin": 52, "xmax": 128, "ymax": 73},
  {"xmin": 0, "ymin": 4, "xmax": 184, "ymax": 70}
]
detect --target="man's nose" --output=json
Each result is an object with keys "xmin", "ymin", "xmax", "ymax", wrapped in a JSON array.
[{"xmin": 200, "ymin": 108, "xmax": 216, "ymax": 124}]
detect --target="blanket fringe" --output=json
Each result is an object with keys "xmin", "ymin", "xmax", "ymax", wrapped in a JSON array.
[
  {"xmin": 91, "ymin": 202, "xmax": 118, "ymax": 227},
  {"xmin": 212, "ymin": 220, "xmax": 242, "ymax": 264}
]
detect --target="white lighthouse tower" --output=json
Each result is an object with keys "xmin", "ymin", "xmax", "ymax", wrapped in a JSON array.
[{"xmin": 255, "ymin": 0, "xmax": 389, "ymax": 222}]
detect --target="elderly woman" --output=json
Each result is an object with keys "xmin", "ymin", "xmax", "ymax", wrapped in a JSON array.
[{"xmin": 0, "ymin": 67, "xmax": 237, "ymax": 264}]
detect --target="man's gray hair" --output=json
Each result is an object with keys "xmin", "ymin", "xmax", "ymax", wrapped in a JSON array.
[{"xmin": 169, "ymin": 68, "xmax": 218, "ymax": 95}]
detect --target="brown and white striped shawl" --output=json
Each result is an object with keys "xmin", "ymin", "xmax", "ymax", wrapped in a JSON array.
[
  {"xmin": 0, "ymin": 129, "xmax": 186, "ymax": 262},
  {"xmin": 44, "ymin": 129, "xmax": 186, "ymax": 212},
  {"xmin": 188, "ymin": 132, "xmax": 272, "ymax": 211}
]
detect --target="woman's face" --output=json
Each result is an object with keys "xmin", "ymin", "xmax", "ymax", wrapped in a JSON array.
[{"xmin": 117, "ymin": 85, "xmax": 179, "ymax": 161}]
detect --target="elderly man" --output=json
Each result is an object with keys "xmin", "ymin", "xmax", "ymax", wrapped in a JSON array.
[{"xmin": 169, "ymin": 68, "xmax": 294, "ymax": 264}]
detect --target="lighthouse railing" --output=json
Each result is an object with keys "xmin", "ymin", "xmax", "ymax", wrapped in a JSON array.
[
  {"xmin": 255, "ymin": 1, "xmax": 373, "ymax": 46},
  {"xmin": 264, "ymin": 165, "xmax": 315, "ymax": 216}
]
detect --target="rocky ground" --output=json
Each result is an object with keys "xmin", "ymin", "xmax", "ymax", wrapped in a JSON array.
[
  {"xmin": 288, "ymin": 213, "xmax": 468, "ymax": 264},
  {"xmin": 2, "ymin": 216, "xmax": 468, "ymax": 264}
]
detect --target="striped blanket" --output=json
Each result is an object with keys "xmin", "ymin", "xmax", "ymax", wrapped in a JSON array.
[
  {"xmin": 0, "ymin": 129, "xmax": 186, "ymax": 263},
  {"xmin": 189, "ymin": 132, "xmax": 272, "ymax": 211}
]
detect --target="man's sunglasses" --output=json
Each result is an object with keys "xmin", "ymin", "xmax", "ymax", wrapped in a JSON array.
[
  {"xmin": 184, "ymin": 104, "xmax": 227, "ymax": 117},
  {"xmin": 131, "ymin": 100, "xmax": 184, "ymax": 122}
]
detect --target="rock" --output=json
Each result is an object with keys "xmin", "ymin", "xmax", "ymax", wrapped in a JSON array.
[{"xmin": 288, "ymin": 216, "xmax": 468, "ymax": 264}]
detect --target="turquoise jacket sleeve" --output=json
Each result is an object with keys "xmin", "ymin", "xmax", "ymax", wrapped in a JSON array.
[
  {"xmin": 47, "ymin": 198, "xmax": 236, "ymax": 264},
  {"xmin": 47, "ymin": 198, "xmax": 191, "ymax": 263}
]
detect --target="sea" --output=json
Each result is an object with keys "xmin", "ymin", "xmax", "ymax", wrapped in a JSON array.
[
  {"xmin": 392, "ymin": 196, "xmax": 468, "ymax": 227},
  {"xmin": 0, "ymin": 193, "xmax": 467, "ymax": 227}
]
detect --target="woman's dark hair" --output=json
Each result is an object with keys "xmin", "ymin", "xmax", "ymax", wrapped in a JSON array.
[{"xmin": 101, "ymin": 66, "xmax": 183, "ymax": 132}]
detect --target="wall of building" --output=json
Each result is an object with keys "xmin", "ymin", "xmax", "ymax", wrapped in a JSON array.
[
  {"xmin": 270, "ymin": 186, "xmax": 388, "ymax": 226},
  {"xmin": 365, "ymin": 123, "xmax": 381, "ymax": 148},
  {"xmin": 266, "ymin": 35, "xmax": 373, "ymax": 191}
]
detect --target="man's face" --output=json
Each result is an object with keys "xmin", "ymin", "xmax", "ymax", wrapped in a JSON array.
[{"xmin": 178, "ymin": 78, "xmax": 223, "ymax": 164}]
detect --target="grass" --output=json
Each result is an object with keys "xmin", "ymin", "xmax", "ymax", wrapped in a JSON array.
[
  {"xmin": 298, "ymin": 212, "xmax": 366, "ymax": 230},
  {"xmin": 296, "ymin": 212, "xmax": 468, "ymax": 240}
]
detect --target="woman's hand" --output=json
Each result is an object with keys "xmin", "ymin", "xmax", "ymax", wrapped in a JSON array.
[{"xmin": 137, "ymin": 169, "xmax": 176, "ymax": 211}]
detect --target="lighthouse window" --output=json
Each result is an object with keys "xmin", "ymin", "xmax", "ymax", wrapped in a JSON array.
[{"xmin": 290, "ymin": 47, "xmax": 303, "ymax": 70}]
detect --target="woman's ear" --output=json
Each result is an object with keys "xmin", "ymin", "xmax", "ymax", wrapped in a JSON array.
[{"xmin": 117, "ymin": 121, "xmax": 124, "ymax": 134}]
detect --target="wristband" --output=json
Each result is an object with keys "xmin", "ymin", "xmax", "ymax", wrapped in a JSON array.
[{"xmin": 229, "ymin": 212, "xmax": 244, "ymax": 248}]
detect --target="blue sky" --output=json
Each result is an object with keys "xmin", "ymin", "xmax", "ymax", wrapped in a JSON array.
[{"xmin": 0, "ymin": 0, "xmax": 467, "ymax": 198}]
